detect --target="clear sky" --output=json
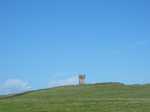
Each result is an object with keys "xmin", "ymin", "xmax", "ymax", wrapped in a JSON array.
[{"xmin": 0, "ymin": 0, "xmax": 150, "ymax": 94}]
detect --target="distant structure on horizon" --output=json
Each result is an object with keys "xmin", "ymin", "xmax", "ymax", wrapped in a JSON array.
[{"xmin": 79, "ymin": 74, "xmax": 86, "ymax": 85}]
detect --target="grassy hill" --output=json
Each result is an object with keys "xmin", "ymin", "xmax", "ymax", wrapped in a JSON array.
[{"xmin": 0, "ymin": 83, "xmax": 150, "ymax": 112}]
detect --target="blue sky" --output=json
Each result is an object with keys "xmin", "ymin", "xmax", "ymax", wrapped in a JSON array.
[{"xmin": 0, "ymin": 0, "xmax": 150, "ymax": 94}]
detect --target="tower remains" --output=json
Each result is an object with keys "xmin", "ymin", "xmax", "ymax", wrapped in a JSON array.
[{"xmin": 79, "ymin": 74, "xmax": 86, "ymax": 85}]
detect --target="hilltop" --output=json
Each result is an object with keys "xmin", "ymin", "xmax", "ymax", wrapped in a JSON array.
[{"xmin": 0, "ymin": 83, "xmax": 150, "ymax": 112}]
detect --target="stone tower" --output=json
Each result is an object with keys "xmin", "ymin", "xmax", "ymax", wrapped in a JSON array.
[{"xmin": 79, "ymin": 74, "xmax": 86, "ymax": 85}]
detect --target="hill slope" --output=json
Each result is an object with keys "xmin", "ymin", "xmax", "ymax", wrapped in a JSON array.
[{"xmin": 0, "ymin": 83, "xmax": 150, "ymax": 112}]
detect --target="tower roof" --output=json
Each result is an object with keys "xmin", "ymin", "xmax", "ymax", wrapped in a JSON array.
[{"xmin": 79, "ymin": 74, "xmax": 86, "ymax": 79}]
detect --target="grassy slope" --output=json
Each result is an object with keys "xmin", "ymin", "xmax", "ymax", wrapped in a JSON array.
[{"xmin": 0, "ymin": 83, "xmax": 150, "ymax": 112}]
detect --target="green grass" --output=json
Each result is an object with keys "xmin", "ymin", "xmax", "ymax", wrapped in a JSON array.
[{"xmin": 0, "ymin": 83, "xmax": 150, "ymax": 112}]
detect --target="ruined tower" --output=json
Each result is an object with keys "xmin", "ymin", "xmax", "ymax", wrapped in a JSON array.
[{"xmin": 79, "ymin": 74, "xmax": 86, "ymax": 85}]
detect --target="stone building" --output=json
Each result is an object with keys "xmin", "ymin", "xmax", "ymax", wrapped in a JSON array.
[{"xmin": 79, "ymin": 74, "xmax": 86, "ymax": 85}]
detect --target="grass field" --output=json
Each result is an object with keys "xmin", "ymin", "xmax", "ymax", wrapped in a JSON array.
[{"xmin": 0, "ymin": 83, "xmax": 150, "ymax": 112}]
